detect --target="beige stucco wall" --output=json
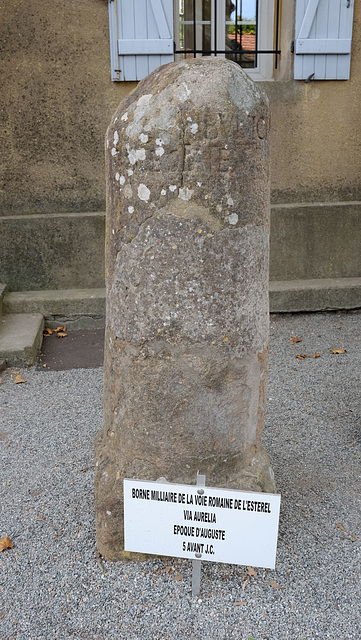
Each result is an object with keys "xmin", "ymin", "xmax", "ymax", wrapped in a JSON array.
[
  {"xmin": 0, "ymin": 0, "xmax": 360, "ymax": 293},
  {"xmin": 1, "ymin": 0, "xmax": 361, "ymax": 214},
  {"xmin": 266, "ymin": 1, "xmax": 361, "ymax": 204},
  {"xmin": 0, "ymin": 0, "xmax": 134, "ymax": 214}
]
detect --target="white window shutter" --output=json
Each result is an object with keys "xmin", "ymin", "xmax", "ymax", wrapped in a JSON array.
[
  {"xmin": 108, "ymin": 0, "xmax": 174, "ymax": 82},
  {"xmin": 294, "ymin": 0, "xmax": 354, "ymax": 80}
]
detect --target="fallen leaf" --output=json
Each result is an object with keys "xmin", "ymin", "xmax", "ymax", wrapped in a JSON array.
[
  {"xmin": 270, "ymin": 580, "xmax": 282, "ymax": 590},
  {"xmin": 56, "ymin": 332, "xmax": 67, "ymax": 339},
  {"xmin": 247, "ymin": 566, "xmax": 258, "ymax": 577},
  {"xmin": 242, "ymin": 578, "xmax": 249, "ymax": 591},
  {"xmin": 11, "ymin": 370, "xmax": 19, "ymax": 374},
  {"xmin": 296, "ymin": 353, "xmax": 320, "ymax": 359},
  {"xmin": 174, "ymin": 574, "xmax": 183, "ymax": 581},
  {"xmin": 43, "ymin": 327, "xmax": 53, "ymax": 336},
  {"xmin": 0, "ymin": 536, "xmax": 14, "ymax": 552},
  {"xmin": 42, "ymin": 364, "xmax": 47, "ymax": 368},
  {"xmin": 331, "ymin": 349, "xmax": 346, "ymax": 354},
  {"xmin": 290, "ymin": 336, "xmax": 302, "ymax": 344},
  {"xmin": 234, "ymin": 601, "xmax": 247, "ymax": 606},
  {"xmin": 14, "ymin": 374, "xmax": 26, "ymax": 384},
  {"xmin": 336, "ymin": 522, "xmax": 360, "ymax": 541},
  {"xmin": 54, "ymin": 326, "xmax": 66, "ymax": 333}
]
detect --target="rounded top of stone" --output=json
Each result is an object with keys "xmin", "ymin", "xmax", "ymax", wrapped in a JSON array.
[
  {"xmin": 158, "ymin": 57, "xmax": 267, "ymax": 113},
  {"xmin": 193, "ymin": 58, "xmax": 259, "ymax": 101},
  {"xmin": 113, "ymin": 57, "xmax": 269, "ymax": 131}
]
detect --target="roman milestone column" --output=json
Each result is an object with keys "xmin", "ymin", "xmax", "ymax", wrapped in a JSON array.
[{"xmin": 95, "ymin": 57, "xmax": 275, "ymax": 560}]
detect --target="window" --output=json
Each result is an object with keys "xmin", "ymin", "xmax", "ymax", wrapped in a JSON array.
[
  {"xmin": 108, "ymin": 0, "xmax": 279, "ymax": 82},
  {"xmin": 174, "ymin": 0, "xmax": 279, "ymax": 81}
]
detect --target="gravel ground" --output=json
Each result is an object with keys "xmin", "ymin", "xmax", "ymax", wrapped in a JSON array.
[{"xmin": 1, "ymin": 311, "xmax": 360, "ymax": 640}]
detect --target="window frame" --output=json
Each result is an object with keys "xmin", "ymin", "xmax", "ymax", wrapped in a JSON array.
[
  {"xmin": 108, "ymin": 0, "xmax": 280, "ymax": 82},
  {"xmin": 173, "ymin": 0, "xmax": 278, "ymax": 82}
]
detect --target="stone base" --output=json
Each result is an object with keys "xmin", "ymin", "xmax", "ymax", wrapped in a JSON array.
[{"xmin": 94, "ymin": 428, "xmax": 276, "ymax": 561}]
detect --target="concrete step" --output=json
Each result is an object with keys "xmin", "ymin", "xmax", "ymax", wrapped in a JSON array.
[
  {"xmin": 3, "ymin": 280, "xmax": 361, "ymax": 331},
  {"xmin": 4, "ymin": 288, "xmax": 106, "ymax": 329},
  {"xmin": 269, "ymin": 277, "xmax": 361, "ymax": 312},
  {"xmin": 0, "ymin": 284, "xmax": 8, "ymax": 316},
  {"xmin": 0, "ymin": 313, "xmax": 44, "ymax": 366}
]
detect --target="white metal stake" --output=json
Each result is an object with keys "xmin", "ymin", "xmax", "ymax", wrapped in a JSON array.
[{"xmin": 191, "ymin": 472, "xmax": 206, "ymax": 597}]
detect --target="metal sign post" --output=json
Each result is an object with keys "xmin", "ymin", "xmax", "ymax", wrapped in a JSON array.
[{"xmin": 192, "ymin": 472, "xmax": 206, "ymax": 597}]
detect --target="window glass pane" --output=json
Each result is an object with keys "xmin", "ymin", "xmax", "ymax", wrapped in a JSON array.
[
  {"xmin": 226, "ymin": 1, "xmax": 258, "ymax": 68},
  {"xmin": 176, "ymin": 1, "xmax": 258, "ymax": 68},
  {"xmin": 177, "ymin": 0, "xmax": 212, "ymax": 58}
]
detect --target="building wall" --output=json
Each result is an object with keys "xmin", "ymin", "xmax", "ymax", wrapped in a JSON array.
[
  {"xmin": 269, "ymin": 1, "xmax": 361, "ymax": 205},
  {"xmin": 0, "ymin": 0, "xmax": 360, "ymax": 293},
  {"xmin": 0, "ymin": 0, "xmax": 130, "ymax": 216}
]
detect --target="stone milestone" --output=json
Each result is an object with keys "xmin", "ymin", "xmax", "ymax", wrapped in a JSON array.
[{"xmin": 95, "ymin": 57, "xmax": 275, "ymax": 560}]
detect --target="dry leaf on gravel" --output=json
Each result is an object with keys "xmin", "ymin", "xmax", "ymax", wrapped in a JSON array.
[
  {"xmin": 290, "ymin": 336, "xmax": 302, "ymax": 344},
  {"xmin": 14, "ymin": 374, "xmax": 26, "ymax": 384},
  {"xmin": 246, "ymin": 566, "xmax": 258, "ymax": 577},
  {"xmin": 173, "ymin": 574, "xmax": 183, "ymax": 581},
  {"xmin": 296, "ymin": 353, "xmax": 320, "ymax": 359},
  {"xmin": 0, "ymin": 536, "xmax": 14, "ymax": 552},
  {"xmin": 56, "ymin": 332, "xmax": 68, "ymax": 338},
  {"xmin": 331, "ymin": 349, "xmax": 346, "ymax": 354},
  {"xmin": 336, "ymin": 522, "xmax": 359, "ymax": 541},
  {"xmin": 270, "ymin": 580, "xmax": 282, "ymax": 590},
  {"xmin": 234, "ymin": 601, "xmax": 247, "ymax": 606},
  {"xmin": 54, "ymin": 326, "xmax": 66, "ymax": 333},
  {"xmin": 43, "ymin": 327, "xmax": 53, "ymax": 336}
]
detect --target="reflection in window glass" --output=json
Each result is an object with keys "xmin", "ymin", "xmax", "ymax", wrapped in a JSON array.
[
  {"xmin": 226, "ymin": 1, "xmax": 257, "ymax": 68},
  {"xmin": 176, "ymin": 0, "xmax": 258, "ymax": 69}
]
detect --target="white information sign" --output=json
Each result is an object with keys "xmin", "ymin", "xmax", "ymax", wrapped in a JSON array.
[{"xmin": 124, "ymin": 479, "xmax": 281, "ymax": 568}]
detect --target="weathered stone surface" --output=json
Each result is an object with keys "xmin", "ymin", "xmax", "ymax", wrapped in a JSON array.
[{"xmin": 95, "ymin": 57, "xmax": 275, "ymax": 560}]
